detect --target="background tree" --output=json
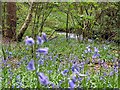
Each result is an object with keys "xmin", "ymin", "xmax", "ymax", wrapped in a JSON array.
[
  {"xmin": 6, "ymin": 2, "xmax": 16, "ymax": 40},
  {"xmin": 1, "ymin": 2, "xmax": 119, "ymax": 43},
  {"xmin": 17, "ymin": 2, "xmax": 34, "ymax": 41},
  {"xmin": 0, "ymin": 1, "xmax": 1, "ymax": 35}
]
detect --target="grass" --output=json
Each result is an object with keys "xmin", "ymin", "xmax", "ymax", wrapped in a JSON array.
[{"xmin": 0, "ymin": 35, "xmax": 119, "ymax": 89}]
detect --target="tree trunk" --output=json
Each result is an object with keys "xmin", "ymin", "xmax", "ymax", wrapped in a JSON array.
[
  {"xmin": 2, "ymin": 2, "xmax": 5, "ymax": 37},
  {"xmin": 6, "ymin": 2, "xmax": 16, "ymax": 40},
  {"xmin": 0, "ymin": 1, "xmax": 2, "ymax": 43},
  {"xmin": 66, "ymin": 5, "xmax": 69, "ymax": 41},
  {"xmin": 0, "ymin": 2, "xmax": 2, "ymax": 32},
  {"xmin": 17, "ymin": 2, "xmax": 34, "ymax": 41}
]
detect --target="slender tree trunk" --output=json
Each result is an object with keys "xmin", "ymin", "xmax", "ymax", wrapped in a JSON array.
[
  {"xmin": 66, "ymin": 5, "xmax": 69, "ymax": 41},
  {"xmin": 6, "ymin": 2, "xmax": 16, "ymax": 40},
  {"xmin": 0, "ymin": 2, "xmax": 2, "ymax": 32},
  {"xmin": 2, "ymin": 2, "xmax": 5, "ymax": 37},
  {"xmin": 39, "ymin": 5, "xmax": 53, "ymax": 34},
  {"xmin": 0, "ymin": 1, "xmax": 2, "ymax": 43},
  {"xmin": 17, "ymin": 2, "xmax": 34, "ymax": 41}
]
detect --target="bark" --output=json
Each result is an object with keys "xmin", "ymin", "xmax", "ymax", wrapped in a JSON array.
[
  {"xmin": 0, "ymin": 2, "xmax": 2, "ymax": 32},
  {"xmin": 17, "ymin": 2, "xmax": 34, "ymax": 41},
  {"xmin": 6, "ymin": 2, "xmax": 16, "ymax": 39}
]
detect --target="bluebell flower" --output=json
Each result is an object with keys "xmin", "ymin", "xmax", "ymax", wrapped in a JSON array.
[
  {"xmin": 69, "ymin": 80, "xmax": 75, "ymax": 88},
  {"xmin": 100, "ymin": 60, "xmax": 104, "ymax": 64},
  {"xmin": 103, "ymin": 63, "xmax": 108, "ymax": 69},
  {"xmin": 114, "ymin": 68, "xmax": 118, "ymax": 73},
  {"xmin": 87, "ymin": 48, "xmax": 91, "ymax": 52},
  {"xmin": 48, "ymin": 56, "xmax": 52, "ymax": 60},
  {"xmin": 99, "ymin": 76, "xmax": 104, "ymax": 80},
  {"xmin": 85, "ymin": 59, "xmax": 90, "ymax": 64},
  {"xmin": 61, "ymin": 69, "xmax": 69, "ymax": 75},
  {"xmin": 114, "ymin": 65, "xmax": 118, "ymax": 73},
  {"xmin": 48, "ymin": 70, "xmax": 52, "ymax": 74},
  {"xmin": 114, "ymin": 64, "xmax": 117, "ymax": 68},
  {"xmin": 36, "ymin": 48, "xmax": 48, "ymax": 55},
  {"xmin": 41, "ymin": 32, "xmax": 47, "ymax": 42},
  {"xmin": 78, "ymin": 77, "xmax": 82, "ymax": 81},
  {"xmin": 12, "ymin": 85, "xmax": 14, "ymax": 88},
  {"xmin": 25, "ymin": 36, "xmax": 34, "ymax": 46},
  {"xmin": 87, "ymin": 76, "xmax": 90, "ymax": 82},
  {"xmin": 103, "ymin": 72, "xmax": 107, "ymax": 76},
  {"xmin": 9, "ymin": 52, "xmax": 12, "ymax": 55},
  {"xmin": 71, "ymin": 63, "xmax": 79, "ymax": 72},
  {"xmin": 80, "ymin": 62, "xmax": 85, "ymax": 66},
  {"xmin": 72, "ymin": 68, "xmax": 79, "ymax": 74},
  {"xmin": 84, "ymin": 50, "xmax": 88, "ymax": 53},
  {"xmin": 8, "ymin": 68, "xmax": 13, "ymax": 80},
  {"xmin": 38, "ymin": 60, "xmax": 44, "ymax": 65},
  {"xmin": 71, "ymin": 64, "xmax": 79, "ymax": 72},
  {"xmin": 74, "ymin": 69, "xmax": 87, "ymax": 77},
  {"xmin": 16, "ymin": 75, "xmax": 21, "ymax": 80},
  {"xmin": 2, "ymin": 59, "xmax": 7, "ymax": 65},
  {"xmin": 38, "ymin": 72, "xmax": 49, "ymax": 85},
  {"xmin": 109, "ymin": 71, "xmax": 114, "ymax": 76},
  {"xmin": 26, "ymin": 59, "xmax": 35, "ymax": 71},
  {"xmin": 17, "ymin": 62, "xmax": 22, "ymax": 68},
  {"xmin": 94, "ymin": 47, "xmax": 99, "ymax": 53},
  {"xmin": 72, "ymin": 75, "xmax": 76, "ymax": 83},
  {"xmin": 37, "ymin": 36, "xmax": 44, "ymax": 45},
  {"xmin": 92, "ymin": 52, "xmax": 100, "ymax": 59},
  {"xmin": 86, "ymin": 45, "xmax": 91, "ymax": 53},
  {"xmin": 71, "ymin": 65, "xmax": 75, "ymax": 72}
]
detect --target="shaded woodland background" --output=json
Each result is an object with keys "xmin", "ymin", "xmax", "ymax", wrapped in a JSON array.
[{"xmin": 1, "ymin": 2, "xmax": 120, "ymax": 43}]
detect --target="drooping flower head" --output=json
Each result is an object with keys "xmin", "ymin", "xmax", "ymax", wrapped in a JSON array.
[
  {"xmin": 71, "ymin": 64, "xmax": 79, "ymax": 72},
  {"xmin": 2, "ymin": 59, "xmax": 7, "ymax": 65},
  {"xmin": 92, "ymin": 53, "xmax": 100, "ymax": 59},
  {"xmin": 72, "ymin": 75, "xmax": 77, "ymax": 83},
  {"xmin": 69, "ymin": 80, "xmax": 75, "ymax": 88},
  {"xmin": 61, "ymin": 69, "xmax": 69, "ymax": 75},
  {"xmin": 109, "ymin": 71, "xmax": 114, "ymax": 76},
  {"xmin": 92, "ymin": 47, "xmax": 100, "ymax": 59},
  {"xmin": 94, "ymin": 47, "xmax": 99, "ymax": 53},
  {"xmin": 38, "ymin": 59, "xmax": 44, "ymax": 65},
  {"xmin": 37, "ymin": 36, "xmax": 44, "ymax": 45},
  {"xmin": 26, "ymin": 59, "xmax": 35, "ymax": 71},
  {"xmin": 36, "ymin": 48, "xmax": 48, "ymax": 55},
  {"xmin": 41, "ymin": 32, "xmax": 47, "ymax": 42},
  {"xmin": 38, "ymin": 72, "xmax": 49, "ymax": 85},
  {"xmin": 25, "ymin": 36, "xmax": 34, "ymax": 46}
]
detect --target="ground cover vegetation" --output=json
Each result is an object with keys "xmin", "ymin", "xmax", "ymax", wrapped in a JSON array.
[{"xmin": 0, "ymin": 2, "xmax": 119, "ymax": 89}]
